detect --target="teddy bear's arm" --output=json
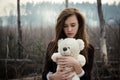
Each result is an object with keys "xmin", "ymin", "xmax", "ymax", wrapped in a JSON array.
[
  {"xmin": 77, "ymin": 55, "xmax": 86, "ymax": 66},
  {"xmin": 51, "ymin": 52, "xmax": 62, "ymax": 62}
]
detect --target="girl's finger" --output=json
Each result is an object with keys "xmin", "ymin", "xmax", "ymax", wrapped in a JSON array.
[
  {"xmin": 57, "ymin": 67, "xmax": 64, "ymax": 72},
  {"xmin": 65, "ymin": 74, "xmax": 74, "ymax": 79},
  {"xmin": 62, "ymin": 71, "xmax": 74, "ymax": 79}
]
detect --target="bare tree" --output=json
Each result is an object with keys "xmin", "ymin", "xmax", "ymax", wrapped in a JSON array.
[
  {"xmin": 97, "ymin": 0, "xmax": 108, "ymax": 65},
  {"xmin": 0, "ymin": 18, "xmax": 3, "ymax": 54},
  {"xmin": 17, "ymin": 0, "xmax": 23, "ymax": 58},
  {"xmin": 65, "ymin": 0, "xmax": 68, "ymax": 8}
]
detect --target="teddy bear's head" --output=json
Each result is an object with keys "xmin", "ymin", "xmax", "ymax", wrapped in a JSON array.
[{"xmin": 58, "ymin": 38, "xmax": 84, "ymax": 57}]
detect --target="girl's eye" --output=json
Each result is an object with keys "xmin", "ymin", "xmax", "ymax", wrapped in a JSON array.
[
  {"xmin": 71, "ymin": 24, "xmax": 75, "ymax": 27},
  {"xmin": 64, "ymin": 25, "xmax": 68, "ymax": 28}
]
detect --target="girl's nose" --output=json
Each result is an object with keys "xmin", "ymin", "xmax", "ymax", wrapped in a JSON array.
[{"xmin": 67, "ymin": 26, "xmax": 72, "ymax": 31}]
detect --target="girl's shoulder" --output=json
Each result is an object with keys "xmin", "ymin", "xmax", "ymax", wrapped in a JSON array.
[
  {"xmin": 88, "ymin": 44, "xmax": 94, "ymax": 51},
  {"xmin": 48, "ymin": 40, "xmax": 55, "ymax": 46},
  {"xmin": 47, "ymin": 40, "xmax": 56, "ymax": 50}
]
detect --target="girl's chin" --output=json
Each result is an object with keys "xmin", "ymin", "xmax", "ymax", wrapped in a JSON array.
[{"xmin": 66, "ymin": 34, "xmax": 75, "ymax": 38}]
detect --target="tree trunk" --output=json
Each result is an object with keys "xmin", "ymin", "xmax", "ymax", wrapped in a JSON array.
[
  {"xmin": 0, "ymin": 19, "xmax": 3, "ymax": 55},
  {"xmin": 97, "ymin": 0, "xmax": 108, "ymax": 65},
  {"xmin": 65, "ymin": 0, "xmax": 68, "ymax": 8},
  {"xmin": 17, "ymin": 0, "xmax": 23, "ymax": 58}
]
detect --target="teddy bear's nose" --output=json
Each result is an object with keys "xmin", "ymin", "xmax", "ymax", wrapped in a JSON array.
[{"xmin": 63, "ymin": 47, "xmax": 67, "ymax": 51}]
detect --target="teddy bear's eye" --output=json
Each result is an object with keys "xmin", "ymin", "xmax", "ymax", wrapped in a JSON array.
[{"xmin": 68, "ymin": 47, "xmax": 70, "ymax": 49}]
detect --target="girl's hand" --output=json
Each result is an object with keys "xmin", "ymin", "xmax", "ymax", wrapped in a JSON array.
[
  {"xmin": 50, "ymin": 66, "xmax": 74, "ymax": 80},
  {"xmin": 57, "ymin": 56, "xmax": 83, "ymax": 74},
  {"xmin": 57, "ymin": 56, "xmax": 79, "ymax": 67},
  {"xmin": 61, "ymin": 68, "xmax": 74, "ymax": 80}
]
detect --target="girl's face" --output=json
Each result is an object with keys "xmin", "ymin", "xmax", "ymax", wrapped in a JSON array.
[{"xmin": 63, "ymin": 15, "xmax": 79, "ymax": 38}]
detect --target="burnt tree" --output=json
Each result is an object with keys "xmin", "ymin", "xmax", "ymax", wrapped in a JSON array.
[
  {"xmin": 97, "ymin": 0, "xmax": 108, "ymax": 65},
  {"xmin": 17, "ymin": 0, "xmax": 23, "ymax": 58}
]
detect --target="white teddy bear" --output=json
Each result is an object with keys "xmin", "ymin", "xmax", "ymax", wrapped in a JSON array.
[{"xmin": 51, "ymin": 38, "xmax": 86, "ymax": 80}]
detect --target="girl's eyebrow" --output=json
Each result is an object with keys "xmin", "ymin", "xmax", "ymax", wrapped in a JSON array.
[{"xmin": 64, "ymin": 22, "xmax": 76, "ymax": 25}]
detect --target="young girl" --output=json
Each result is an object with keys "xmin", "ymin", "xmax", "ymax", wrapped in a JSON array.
[{"xmin": 42, "ymin": 7, "xmax": 94, "ymax": 80}]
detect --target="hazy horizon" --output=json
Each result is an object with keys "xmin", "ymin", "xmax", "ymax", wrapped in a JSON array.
[{"xmin": 0, "ymin": 0, "xmax": 120, "ymax": 16}]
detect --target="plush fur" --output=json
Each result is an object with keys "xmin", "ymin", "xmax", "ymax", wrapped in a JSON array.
[{"xmin": 51, "ymin": 38, "xmax": 86, "ymax": 80}]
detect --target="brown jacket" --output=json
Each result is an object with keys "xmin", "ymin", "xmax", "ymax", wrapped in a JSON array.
[{"xmin": 42, "ymin": 41, "xmax": 94, "ymax": 80}]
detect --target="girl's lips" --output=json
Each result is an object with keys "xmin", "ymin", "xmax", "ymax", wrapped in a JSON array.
[
  {"xmin": 67, "ymin": 33, "xmax": 74, "ymax": 37},
  {"xmin": 67, "ymin": 33, "xmax": 73, "ymax": 34},
  {"xmin": 67, "ymin": 33, "xmax": 73, "ymax": 35}
]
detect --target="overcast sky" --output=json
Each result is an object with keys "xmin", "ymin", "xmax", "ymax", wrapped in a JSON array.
[{"xmin": 0, "ymin": 0, "xmax": 120, "ymax": 16}]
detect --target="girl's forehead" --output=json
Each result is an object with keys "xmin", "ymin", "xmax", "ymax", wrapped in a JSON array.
[{"xmin": 65, "ymin": 15, "xmax": 78, "ymax": 24}]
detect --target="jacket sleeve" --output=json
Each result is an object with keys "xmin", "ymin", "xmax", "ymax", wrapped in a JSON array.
[
  {"xmin": 81, "ymin": 44, "xmax": 94, "ymax": 80},
  {"xmin": 42, "ymin": 42, "xmax": 54, "ymax": 80}
]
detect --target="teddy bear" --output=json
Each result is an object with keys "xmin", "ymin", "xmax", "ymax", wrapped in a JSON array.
[{"xmin": 51, "ymin": 38, "xmax": 86, "ymax": 80}]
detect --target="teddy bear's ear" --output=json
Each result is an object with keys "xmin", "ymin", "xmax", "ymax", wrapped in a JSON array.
[
  {"xmin": 77, "ymin": 39, "xmax": 85, "ymax": 50},
  {"xmin": 58, "ymin": 39, "xmax": 64, "ymax": 45}
]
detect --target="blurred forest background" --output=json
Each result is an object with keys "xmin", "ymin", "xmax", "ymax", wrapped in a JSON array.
[{"xmin": 0, "ymin": 0, "xmax": 119, "ymax": 80}]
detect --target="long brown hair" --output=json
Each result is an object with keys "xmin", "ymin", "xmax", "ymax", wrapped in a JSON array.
[{"xmin": 49, "ymin": 8, "xmax": 90, "ymax": 61}]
